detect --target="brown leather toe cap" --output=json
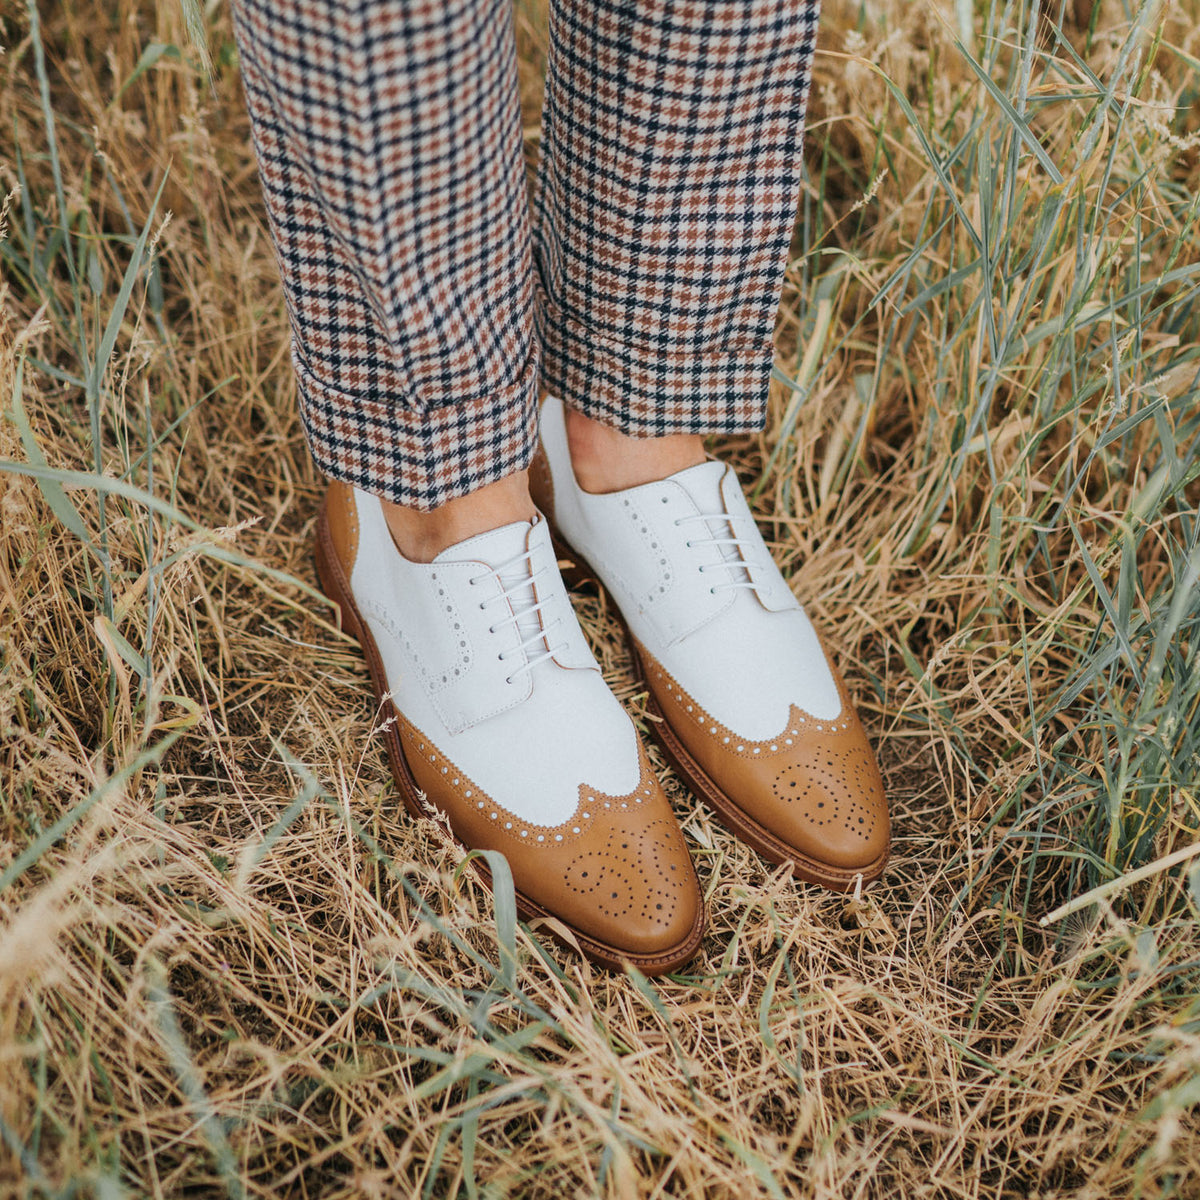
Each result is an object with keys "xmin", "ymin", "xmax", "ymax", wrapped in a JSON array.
[
  {"xmin": 559, "ymin": 813, "xmax": 703, "ymax": 956},
  {"xmin": 765, "ymin": 731, "xmax": 889, "ymax": 870},
  {"xmin": 399, "ymin": 715, "xmax": 705, "ymax": 972},
  {"xmin": 638, "ymin": 644, "xmax": 890, "ymax": 887}
]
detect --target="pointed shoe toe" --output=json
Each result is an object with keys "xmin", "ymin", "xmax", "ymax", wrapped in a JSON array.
[{"xmin": 638, "ymin": 647, "xmax": 889, "ymax": 888}]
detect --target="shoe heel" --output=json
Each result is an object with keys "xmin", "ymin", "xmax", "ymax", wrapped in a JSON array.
[{"xmin": 314, "ymin": 509, "xmax": 367, "ymax": 644}]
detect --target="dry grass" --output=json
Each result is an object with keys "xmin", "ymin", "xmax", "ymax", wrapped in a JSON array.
[{"xmin": 2, "ymin": 0, "xmax": 1200, "ymax": 1195}]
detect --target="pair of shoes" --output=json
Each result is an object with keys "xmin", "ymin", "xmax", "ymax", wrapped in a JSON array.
[{"xmin": 314, "ymin": 400, "xmax": 888, "ymax": 974}]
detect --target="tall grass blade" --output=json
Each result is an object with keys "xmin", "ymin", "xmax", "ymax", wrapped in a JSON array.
[
  {"xmin": 145, "ymin": 959, "xmax": 245, "ymax": 1200},
  {"xmin": 0, "ymin": 728, "xmax": 187, "ymax": 894}
]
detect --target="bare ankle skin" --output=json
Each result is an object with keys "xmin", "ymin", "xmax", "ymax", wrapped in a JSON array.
[
  {"xmin": 383, "ymin": 407, "xmax": 704, "ymax": 560},
  {"xmin": 382, "ymin": 470, "xmax": 536, "ymax": 563},
  {"xmin": 563, "ymin": 406, "xmax": 705, "ymax": 494}
]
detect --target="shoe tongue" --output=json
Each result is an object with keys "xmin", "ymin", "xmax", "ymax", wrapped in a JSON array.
[
  {"xmin": 432, "ymin": 519, "xmax": 533, "ymax": 568},
  {"xmin": 666, "ymin": 459, "xmax": 729, "ymax": 510}
]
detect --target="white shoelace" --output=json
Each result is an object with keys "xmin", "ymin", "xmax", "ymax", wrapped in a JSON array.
[
  {"xmin": 674, "ymin": 512, "xmax": 770, "ymax": 597},
  {"xmin": 470, "ymin": 545, "xmax": 568, "ymax": 684}
]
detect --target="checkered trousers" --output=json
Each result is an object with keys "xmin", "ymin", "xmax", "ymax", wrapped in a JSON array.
[{"xmin": 231, "ymin": 0, "xmax": 821, "ymax": 510}]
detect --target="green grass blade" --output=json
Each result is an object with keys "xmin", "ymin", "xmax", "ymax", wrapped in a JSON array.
[{"xmin": 0, "ymin": 728, "xmax": 186, "ymax": 894}]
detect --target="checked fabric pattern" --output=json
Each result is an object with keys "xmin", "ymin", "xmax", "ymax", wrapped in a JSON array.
[{"xmin": 231, "ymin": 0, "xmax": 821, "ymax": 510}]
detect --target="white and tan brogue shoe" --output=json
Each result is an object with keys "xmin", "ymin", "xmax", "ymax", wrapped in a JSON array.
[
  {"xmin": 531, "ymin": 396, "xmax": 889, "ymax": 891},
  {"xmin": 314, "ymin": 480, "xmax": 705, "ymax": 974}
]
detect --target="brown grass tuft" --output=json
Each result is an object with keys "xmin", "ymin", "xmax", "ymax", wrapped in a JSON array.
[{"xmin": 2, "ymin": 0, "xmax": 1200, "ymax": 1195}]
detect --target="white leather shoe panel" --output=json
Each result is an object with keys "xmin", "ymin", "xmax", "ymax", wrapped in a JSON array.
[
  {"xmin": 434, "ymin": 664, "xmax": 642, "ymax": 828},
  {"xmin": 352, "ymin": 491, "xmax": 533, "ymax": 733},
  {"xmin": 347, "ymin": 488, "xmax": 640, "ymax": 827},
  {"xmin": 651, "ymin": 594, "xmax": 843, "ymax": 736},
  {"xmin": 539, "ymin": 395, "xmax": 843, "ymax": 739},
  {"xmin": 383, "ymin": 656, "xmax": 641, "ymax": 828}
]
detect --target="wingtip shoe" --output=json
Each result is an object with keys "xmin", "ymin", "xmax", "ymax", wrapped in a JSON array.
[
  {"xmin": 314, "ymin": 480, "xmax": 705, "ymax": 973},
  {"xmin": 532, "ymin": 396, "xmax": 890, "ymax": 891}
]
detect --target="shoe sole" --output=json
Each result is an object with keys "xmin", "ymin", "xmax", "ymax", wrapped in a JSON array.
[
  {"xmin": 548, "ymin": 529, "xmax": 890, "ymax": 892},
  {"xmin": 313, "ymin": 507, "xmax": 706, "ymax": 975}
]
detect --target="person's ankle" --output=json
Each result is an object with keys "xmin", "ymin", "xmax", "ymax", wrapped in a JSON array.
[
  {"xmin": 382, "ymin": 470, "xmax": 536, "ymax": 563},
  {"xmin": 564, "ymin": 405, "xmax": 705, "ymax": 495}
]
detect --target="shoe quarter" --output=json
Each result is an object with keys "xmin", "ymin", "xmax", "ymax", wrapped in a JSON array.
[
  {"xmin": 577, "ymin": 485, "xmax": 736, "ymax": 649},
  {"xmin": 351, "ymin": 502, "xmax": 534, "ymax": 736}
]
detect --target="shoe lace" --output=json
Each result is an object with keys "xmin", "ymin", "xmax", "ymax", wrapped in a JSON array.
[
  {"xmin": 469, "ymin": 545, "xmax": 568, "ymax": 684},
  {"xmin": 674, "ymin": 512, "xmax": 770, "ymax": 597}
]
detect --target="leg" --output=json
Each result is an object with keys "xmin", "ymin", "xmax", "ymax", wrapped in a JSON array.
[
  {"xmin": 533, "ymin": 0, "xmax": 821, "ymax": 447},
  {"xmin": 530, "ymin": 1, "xmax": 890, "ymax": 888},
  {"xmin": 231, "ymin": 0, "xmax": 538, "ymax": 544}
]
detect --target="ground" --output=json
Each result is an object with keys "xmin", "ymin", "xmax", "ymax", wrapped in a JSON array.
[{"xmin": 1, "ymin": 1, "xmax": 1200, "ymax": 1196}]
